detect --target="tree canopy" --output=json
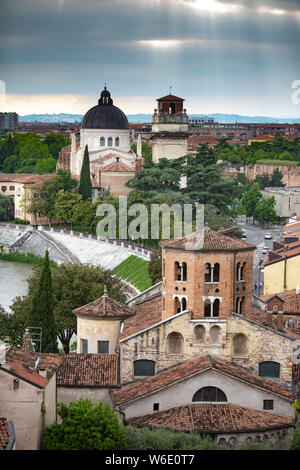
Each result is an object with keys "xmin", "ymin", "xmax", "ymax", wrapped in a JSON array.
[{"xmin": 42, "ymin": 399, "xmax": 129, "ymax": 450}]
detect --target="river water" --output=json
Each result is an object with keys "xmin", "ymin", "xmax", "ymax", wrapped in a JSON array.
[{"xmin": 0, "ymin": 260, "xmax": 34, "ymax": 313}]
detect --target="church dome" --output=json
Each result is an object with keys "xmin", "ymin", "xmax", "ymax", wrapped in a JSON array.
[{"xmin": 81, "ymin": 87, "xmax": 129, "ymax": 130}]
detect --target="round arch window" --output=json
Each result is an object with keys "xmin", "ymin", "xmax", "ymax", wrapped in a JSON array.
[{"xmin": 192, "ymin": 386, "xmax": 227, "ymax": 402}]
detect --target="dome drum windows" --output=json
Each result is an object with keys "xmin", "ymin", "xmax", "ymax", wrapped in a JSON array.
[
  {"xmin": 108, "ymin": 137, "xmax": 113, "ymax": 146},
  {"xmin": 100, "ymin": 137, "xmax": 105, "ymax": 146},
  {"xmin": 115, "ymin": 137, "xmax": 120, "ymax": 147},
  {"xmin": 205, "ymin": 263, "xmax": 220, "ymax": 283}
]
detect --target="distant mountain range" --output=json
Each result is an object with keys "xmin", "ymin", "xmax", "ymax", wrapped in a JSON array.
[{"xmin": 19, "ymin": 113, "xmax": 300, "ymax": 124}]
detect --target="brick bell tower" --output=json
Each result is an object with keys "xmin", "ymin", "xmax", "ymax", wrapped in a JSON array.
[
  {"xmin": 151, "ymin": 92, "xmax": 189, "ymax": 163},
  {"xmin": 160, "ymin": 230, "xmax": 256, "ymax": 321}
]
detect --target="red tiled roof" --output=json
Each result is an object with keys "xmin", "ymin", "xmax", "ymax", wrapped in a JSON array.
[
  {"xmin": 161, "ymin": 229, "xmax": 256, "ymax": 252},
  {"xmin": 157, "ymin": 94, "xmax": 184, "ymax": 102},
  {"xmin": 242, "ymin": 307, "xmax": 300, "ymax": 340},
  {"xmin": 120, "ymin": 294, "xmax": 162, "ymax": 340},
  {"xmin": 73, "ymin": 294, "xmax": 135, "ymax": 319},
  {"xmin": 56, "ymin": 354, "xmax": 119, "ymax": 387},
  {"xmin": 0, "ymin": 173, "xmax": 54, "ymax": 184},
  {"xmin": 111, "ymin": 354, "xmax": 294, "ymax": 406},
  {"xmin": 5, "ymin": 347, "xmax": 63, "ymax": 388},
  {"xmin": 0, "ymin": 418, "xmax": 10, "ymax": 451},
  {"xmin": 127, "ymin": 403, "xmax": 295, "ymax": 434}
]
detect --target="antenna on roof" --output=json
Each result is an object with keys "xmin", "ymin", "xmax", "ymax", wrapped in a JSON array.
[{"xmin": 169, "ymin": 85, "xmax": 172, "ymax": 94}]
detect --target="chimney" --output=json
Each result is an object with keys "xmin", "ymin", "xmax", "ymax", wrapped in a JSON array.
[
  {"xmin": 22, "ymin": 328, "xmax": 35, "ymax": 352},
  {"xmin": 277, "ymin": 312, "xmax": 284, "ymax": 332},
  {"xmin": 267, "ymin": 311, "xmax": 273, "ymax": 328},
  {"xmin": 38, "ymin": 369, "xmax": 47, "ymax": 378}
]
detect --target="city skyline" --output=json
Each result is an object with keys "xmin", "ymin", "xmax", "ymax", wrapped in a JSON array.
[{"xmin": 1, "ymin": 0, "xmax": 300, "ymax": 116}]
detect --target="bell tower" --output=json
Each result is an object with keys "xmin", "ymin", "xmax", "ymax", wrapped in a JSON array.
[{"xmin": 152, "ymin": 93, "xmax": 189, "ymax": 163}]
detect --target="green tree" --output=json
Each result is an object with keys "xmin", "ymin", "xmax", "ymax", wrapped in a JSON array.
[
  {"xmin": 126, "ymin": 157, "xmax": 184, "ymax": 200},
  {"xmin": 35, "ymin": 157, "xmax": 57, "ymax": 174},
  {"xmin": 28, "ymin": 250, "xmax": 58, "ymax": 353},
  {"xmin": 10, "ymin": 262, "xmax": 126, "ymax": 353},
  {"xmin": 270, "ymin": 168, "xmax": 284, "ymax": 187},
  {"xmin": 28, "ymin": 169, "xmax": 78, "ymax": 226},
  {"xmin": 54, "ymin": 189, "xmax": 82, "ymax": 227},
  {"xmin": 0, "ymin": 194, "xmax": 14, "ymax": 220},
  {"xmin": 79, "ymin": 145, "xmax": 92, "ymax": 200},
  {"xmin": 0, "ymin": 305, "xmax": 26, "ymax": 347},
  {"xmin": 42, "ymin": 399, "xmax": 129, "ymax": 450},
  {"xmin": 148, "ymin": 251, "xmax": 162, "ymax": 284},
  {"xmin": 240, "ymin": 183, "xmax": 263, "ymax": 219},
  {"xmin": 253, "ymin": 196, "xmax": 277, "ymax": 225}
]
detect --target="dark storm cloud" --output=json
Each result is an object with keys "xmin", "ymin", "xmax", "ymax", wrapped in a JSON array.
[{"xmin": 0, "ymin": 0, "xmax": 299, "ymax": 115}]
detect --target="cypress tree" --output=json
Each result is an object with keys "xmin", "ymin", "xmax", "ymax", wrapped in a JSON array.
[
  {"xmin": 79, "ymin": 145, "xmax": 92, "ymax": 200},
  {"xmin": 29, "ymin": 250, "xmax": 58, "ymax": 353}
]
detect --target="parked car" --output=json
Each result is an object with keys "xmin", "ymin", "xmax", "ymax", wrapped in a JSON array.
[
  {"xmin": 262, "ymin": 246, "xmax": 269, "ymax": 254},
  {"xmin": 264, "ymin": 233, "xmax": 272, "ymax": 239}
]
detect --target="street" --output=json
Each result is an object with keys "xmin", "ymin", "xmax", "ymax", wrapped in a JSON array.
[{"xmin": 236, "ymin": 221, "xmax": 283, "ymax": 294}]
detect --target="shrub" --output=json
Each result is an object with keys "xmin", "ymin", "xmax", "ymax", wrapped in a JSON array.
[
  {"xmin": 125, "ymin": 425, "xmax": 222, "ymax": 450},
  {"xmin": 42, "ymin": 399, "xmax": 129, "ymax": 450}
]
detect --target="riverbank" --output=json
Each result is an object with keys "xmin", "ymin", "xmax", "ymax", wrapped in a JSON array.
[{"xmin": 0, "ymin": 252, "xmax": 58, "ymax": 268}]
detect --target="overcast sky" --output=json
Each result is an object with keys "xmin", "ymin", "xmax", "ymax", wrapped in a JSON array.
[{"xmin": 1, "ymin": 0, "xmax": 300, "ymax": 116}]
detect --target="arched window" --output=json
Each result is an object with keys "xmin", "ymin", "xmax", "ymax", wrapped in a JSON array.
[
  {"xmin": 174, "ymin": 297, "xmax": 181, "ymax": 314},
  {"xmin": 205, "ymin": 263, "xmax": 212, "ymax": 283},
  {"xmin": 108, "ymin": 137, "xmax": 113, "ymax": 146},
  {"xmin": 213, "ymin": 299, "xmax": 220, "ymax": 317},
  {"xmin": 182, "ymin": 262, "xmax": 187, "ymax": 281},
  {"xmin": 210, "ymin": 325, "xmax": 221, "ymax": 342},
  {"xmin": 233, "ymin": 333, "xmax": 248, "ymax": 356},
  {"xmin": 236, "ymin": 262, "xmax": 240, "ymax": 281},
  {"xmin": 235, "ymin": 297, "xmax": 240, "ymax": 314},
  {"xmin": 134, "ymin": 360, "xmax": 155, "ymax": 377},
  {"xmin": 194, "ymin": 325, "xmax": 205, "ymax": 342},
  {"xmin": 100, "ymin": 137, "xmax": 105, "ymax": 146},
  {"xmin": 174, "ymin": 262, "xmax": 181, "ymax": 281},
  {"xmin": 204, "ymin": 299, "xmax": 211, "ymax": 317},
  {"xmin": 167, "ymin": 332, "xmax": 184, "ymax": 354},
  {"xmin": 192, "ymin": 386, "xmax": 227, "ymax": 402},
  {"xmin": 259, "ymin": 361, "xmax": 280, "ymax": 379},
  {"xmin": 169, "ymin": 103, "xmax": 176, "ymax": 114},
  {"xmin": 240, "ymin": 262, "xmax": 246, "ymax": 280},
  {"xmin": 240, "ymin": 297, "xmax": 245, "ymax": 315},
  {"xmin": 182, "ymin": 297, "xmax": 187, "ymax": 311},
  {"xmin": 115, "ymin": 137, "xmax": 120, "ymax": 147},
  {"xmin": 213, "ymin": 263, "xmax": 220, "ymax": 282}
]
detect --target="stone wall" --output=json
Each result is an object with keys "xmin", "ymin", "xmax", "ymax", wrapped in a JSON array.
[{"xmin": 120, "ymin": 311, "xmax": 295, "ymax": 387}]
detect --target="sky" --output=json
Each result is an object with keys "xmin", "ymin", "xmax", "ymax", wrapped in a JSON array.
[{"xmin": 0, "ymin": 0, "xmax": 300, "ymax": 117}]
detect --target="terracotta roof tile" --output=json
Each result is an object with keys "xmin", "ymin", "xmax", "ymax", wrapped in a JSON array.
[
  {"xmin": 5, "ymin": 347, "xmax": 62, "ymax": 388},
  {"xmin": 73, "ymin": 294, "xmax": 135, "ymax": 319},
  {"xmin": 0, "ymin": 418, "xmax": 10, "ymax": 451},
  {"xmin": 111, "ymin": 354, "xmax": 293, "ymax": 406},
  {"xmin": 127, "ymin": 404, "xmax": 295, "ymax": 434},
  {"xmin": 0, "ymin": 173, "xmax": 54, "ymax": 184},
  {"xmin": 161, "ymin": 230, "xmax": 256, "ymax": 252},
  {"xmin": 56, "ymin": 354, "xmax": 119, "ymax": 387},
  {"xmin": 120, "ymin": 294, "xmax": 162, "ymax": 340}
]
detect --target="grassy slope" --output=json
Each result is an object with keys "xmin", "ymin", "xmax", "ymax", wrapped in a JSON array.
[{"xmin": 113, "ymin": 255, "xmax": 152, "ymax": 292}]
